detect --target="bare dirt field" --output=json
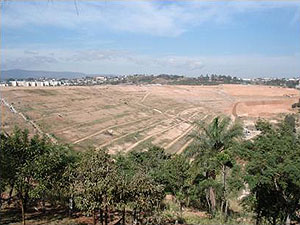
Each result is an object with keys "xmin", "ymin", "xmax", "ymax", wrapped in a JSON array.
[{"xmin": 1, "ymin": 84, "xmax": 299, "ymax": 153}]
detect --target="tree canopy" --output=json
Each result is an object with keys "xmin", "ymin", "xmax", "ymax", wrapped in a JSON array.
[{"xmin": 1, "ymin": 115, "xmax": 300, "ymax": 225}]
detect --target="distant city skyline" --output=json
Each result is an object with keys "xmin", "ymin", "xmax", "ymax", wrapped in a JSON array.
[{"xmin": 1, "ymin": 0, "xmax": 300, "ymax": 78}]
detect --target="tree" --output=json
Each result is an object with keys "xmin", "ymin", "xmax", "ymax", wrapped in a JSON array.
[
  {"xmin": 255, "ymin": 118, "xmax": 273, "ymax": 134},
  {"xmin": 185, "ymin": 116, "xmax": 243, "ymax": 215},
  {"xmin": 243, "ymin": 119, "xmax": 300, "ymax": 225},
  {"xmin": 115, "ymin": 147, "xmax": 167, "ymax": 224},
  {"xmin": 74, "ymin": 149, "xmax": 117, "ymax": 225},
  {"xmin": 129, "ymin": 172, "xmax": 164, "ymax": 224},
  {"xmin": 0, "ymin": 133, "xmax": 10, "ymax": 210},
  {"xmin": 162, "ymin": 154, "xmax": 190, "ymax": 214},
  {"xmin": 284, "ymin": 114, "xmax": 296, "ymax": 132},
  {"xmin": 114, "ymin": 153, "xmax": 136, "ymax": 225},
  {"xmin": 30, "ymin": 144, "xmax": 77, "ymax": 212},
  {"xmin": 7, "ymin": 128, "xmax": 42, "ymax": 225},
  {"xmin": 0, "ymin": 127, "xmax": 74, "ymax": 225},
  {"xmin": 127, "ymin": 146, "xmax": 170, "ymax": 184}
]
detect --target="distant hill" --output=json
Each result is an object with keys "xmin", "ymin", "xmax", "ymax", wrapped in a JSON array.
[{"xmin": 1, "ymin": 69, "xmax": 87, "ymax": 80}]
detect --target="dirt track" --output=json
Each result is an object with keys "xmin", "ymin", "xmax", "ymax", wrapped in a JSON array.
[{"xmin": 1, "ymin": 84, "xmax": 298, "ymax": 153}]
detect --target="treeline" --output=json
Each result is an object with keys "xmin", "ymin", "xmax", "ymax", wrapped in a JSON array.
[
  {"xmin": 262, "ymin": 78, "xmax": 299, "ymax": 89},
  {"xmin": 106, "ymin": 74, "xmax": 300, "ymax": 89},
  {"xmin": 1, "ymin": 116, "xmax": 300, "ymax": 225},
  {"xmin": 107, "ymin": 74, "xmax": 243, "ymax": 86}
]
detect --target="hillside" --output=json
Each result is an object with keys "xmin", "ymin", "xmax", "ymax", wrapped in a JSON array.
[{"xmin": 1, "ymin": 84, "xmax": 298, "ymax": 152}]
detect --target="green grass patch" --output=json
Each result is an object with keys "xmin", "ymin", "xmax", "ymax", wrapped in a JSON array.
[{"xmin": 131, "ymin": 137, "xmax": 155, "ymax": 152}]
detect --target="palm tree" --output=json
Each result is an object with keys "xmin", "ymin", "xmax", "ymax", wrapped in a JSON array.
[{"xmin": 185, "ymin": 116, "xmax": 243, "ymax": 215}]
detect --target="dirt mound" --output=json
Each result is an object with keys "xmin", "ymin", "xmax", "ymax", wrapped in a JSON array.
[{"xmin": 233, "ymin": 99, "xmax": 296, "ymax": 118}]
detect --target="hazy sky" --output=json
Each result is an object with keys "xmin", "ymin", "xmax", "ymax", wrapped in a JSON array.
[{"xmin": 1, "ymin": 0, "xmax": 300, "ymax": 77}]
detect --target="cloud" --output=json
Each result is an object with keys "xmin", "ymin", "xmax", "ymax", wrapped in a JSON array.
[
  {"xmin": 2, "ymin": 48, "xmax": 300, "ymax": 77},
  {"xmin": 1, "ymin": 1, "xmax": 188, "ymax": 37},
  {"xmin": 2, "ymin": 0, "xmax": 300, "ymax": 37},
  {"xmin": 2, "ymin": 55, "xmax": 58, "ymax": 70},
  {"xmin": 62, "ymin": 50, "xmax": 128, "ymax": 62},
  {"xmin": 155, "ymin": 57, "xmax": 205, "ymax": 71},
  {"xmin": 24, "ymin": 50, "xmax": 39, "ymax": 55},
  {"xmin": 291, "ymin": 7, "xmax": 300, "ymax": 25},
  {"xmin": 1, "ymin": 1, "xmax": 299, "ymax": 76}
]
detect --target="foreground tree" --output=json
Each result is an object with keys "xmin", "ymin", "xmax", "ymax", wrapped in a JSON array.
[
  {"xmin": 115, "ymin": 146, "xmax": 167, "ymax": 224},
  {"xmin": 185, "ymin": 116, "xmax": 243, "ymax": 215},
  {"xmin": 128, "ymin": 172, "xmax": 164, "ymax": 224},
  {"xmin": 0, "ymin": 127, "xmax": 74, "ymax": 225},
  {"xmin": 162, "ymin": 154, "xmax": 190, "ymax": 214},
  {"xmin": 31, "ymin": 143, "xmax": 77, "ymax": 212},
  {"xmin": 127, "ymin": 146, "xmax": 170, "ymax": 184},
  {"xmin": 243, "ymin": 117, "xmax": 300, "ymax": 225},
  {"xmin": 74, "ymin": 149, "xmax": 117, "ymax": 225},
  {"xmin": 0, "ymin": 133, "xmax": 10, "ymax": 210}
]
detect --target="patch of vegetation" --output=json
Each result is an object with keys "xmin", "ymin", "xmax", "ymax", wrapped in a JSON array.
[
  {"xmin": 117, "ymin": 131, "xmax": 142, "ymax": 145},
  {"xmin": 103, "ymin": 104, "xmax": 117, "ymax": 109},
  {"xmin": 79, "ymin": 118, "xmax": 107, "ymax": 127},
  {"xmin": 131, "ymin": 138, "xmax": 155, "ymax": 152},
  {"xmin": 24, "ymin": 89, "xmax": 58, "ymax": 96},
  {"xmin": 21, "ymin": 105, "xmax": 35, "ymax": 112},
  {"xmin": 1, "ymin": 115, "xmax": 300, "ymax": 225},
  {"xmin": 114, "ymin": 112, "xmax": 132, "ymax": 119}
]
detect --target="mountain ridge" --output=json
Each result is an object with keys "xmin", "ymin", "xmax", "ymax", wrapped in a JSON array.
[
  {"xmin": 0, "ymin": 69, "xmax": 116, "ymax": 80},
  {"xmin": 1, "ymin": 69, "xmax": 87, "ymax": 80}
]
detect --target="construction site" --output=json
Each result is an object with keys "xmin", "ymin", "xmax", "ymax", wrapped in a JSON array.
[{"xmin": 1, "ymin": 84, "xmax": 299, "ymax": 153}]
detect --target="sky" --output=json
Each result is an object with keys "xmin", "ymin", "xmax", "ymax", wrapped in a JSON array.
[{"xmin": 1, "ymin": 0, "xmax": 300, "ymax": 78}]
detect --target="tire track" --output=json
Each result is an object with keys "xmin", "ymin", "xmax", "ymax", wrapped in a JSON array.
[
  {"xmin": 97, "ymin": 107, "xmax": 201, "ymax": 150},
  {"xmin": 73, "ymin": 117, "xmax": 152, "ymax": 144},
  {"xmin": 124, "ymin": 121, "xmax": 183, "ymax": 152},
  {"xmin": 96, "ymin": 117, "xmax": 169, "ymax": 149},
  {"xmin": 1, "ymin": 97, "xmax": 57, "ymax": 143},
  {"xmin": 141, "ymin": 92, "xmax": 150, "ymax": 102},
  {"xmin": 175, "ymin": 114, "xmax": 210, "ymax": 154},
  {"xmin": 124, "ymin": 109, "xmax": 203, "ymax": 152},
  {"xmin": 165, "ymin": 115, "xmax": 208, "ymax": 150},
  {"xmin": 232, "ymin": 102, "xmax": 239, "ymax": 121},
  {"xmin": 177, "ymin": 138, "xmax": 194, "ymax": 154}
]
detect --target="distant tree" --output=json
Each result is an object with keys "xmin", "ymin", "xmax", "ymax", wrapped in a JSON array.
[
  {"xmin": 284, "ymin": 114, "xmax": 296, "ymax": 132},
  {"xmin": 255, "ymin": 118, "xmax": 273, "ymax": 133}
]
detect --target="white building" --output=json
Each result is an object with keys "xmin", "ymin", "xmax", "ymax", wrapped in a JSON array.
[
  {"xmin": 30, "ymin": 81, "xmax": 37, "ymax": 87},
  {"xmin": 50, "ymin": 80, "xmax": 60, "ymax": 86},
  {"xmin": 17, "ymin": 81, "xmax": 26, "ymax": 86},
  {"xmin": 36, "ymin": 81, "xmax": 44, "ymax": 87},
  {"xmin": 11, "ymin": 81, "xmax": 17, "ymax": 86},
  {"xmin": 96, "ymin": 76, "xmax": 106, "ymax": 81}
]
